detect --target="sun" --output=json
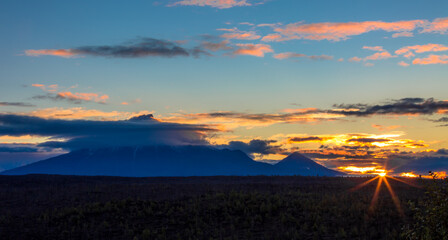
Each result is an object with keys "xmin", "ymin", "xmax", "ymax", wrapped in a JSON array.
[{"xmin": 379, "ymin": 172, "xmax": 386, "ymax": 177}]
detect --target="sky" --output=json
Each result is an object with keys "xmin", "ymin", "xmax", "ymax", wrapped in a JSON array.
[{"xmin": 1, "ymin": 0, "xmax": 448, "ymax": 176}]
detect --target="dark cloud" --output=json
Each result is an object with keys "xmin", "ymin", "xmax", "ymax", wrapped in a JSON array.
[
  {"xmin": 72, "ymin": 38, "xmax": 199, "ymax": 58},
  {"xmin": 219, "ymin": 139, "xmax": 285, "ymax": 156},
  {"xmin": 437, "ymin": 148, "xmax": 448, "ymax": 155},
  {"xmin": 289, "ymin": 136, "xmax": 333, "ymax": 143},
  {"xmin": 0, "ymin": 102, "xmax": 35, "ymax": 107},
  {"xmin": 331, "ymin": 98, "xmax": 448, "ymax": 116},
  {"xmin": 0, "ymin": 146, "xmax": 38, "ymax": 153},
  {"xmin": 201, "ymin": 40, "xmax": 233, "ymax": 51},
  {"xmin": 346, "ymin": 138, "xmax": 391, "ymax": 143},
  {"xmin": 395, "ymin": 157, "xmax": 448, "ymax": 174},
  {"xmin": 32, "ymin": 94, "xmax": 84, "ymax": 104},
  {"xmin": 29, "ymin": 38, "xmax": 211, "ymax": 59},
  {"xmin": 0, "ymin": 114, "xmax": 216, "ymax": 151}
]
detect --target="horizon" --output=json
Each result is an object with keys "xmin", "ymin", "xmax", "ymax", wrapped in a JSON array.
[{"xmin": 1, "ymin": 0, "xmax": 447, "ymax": 177}]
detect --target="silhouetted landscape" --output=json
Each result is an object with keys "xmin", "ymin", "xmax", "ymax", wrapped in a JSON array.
[{"xmin": 0, "ymin": 174, "xmax": 435, "ymax": 240}]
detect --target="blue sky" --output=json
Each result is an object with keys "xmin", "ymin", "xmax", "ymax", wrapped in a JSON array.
[{"xmin": 1, "ymin": 0, "xmax": 448, "ymax": 175}]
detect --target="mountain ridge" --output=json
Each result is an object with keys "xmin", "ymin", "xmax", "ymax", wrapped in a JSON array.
[{"xmin": 1, "ymin": 145, "xmax": 345, "ymax": 177}]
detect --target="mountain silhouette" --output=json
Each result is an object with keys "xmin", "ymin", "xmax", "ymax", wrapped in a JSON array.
[
  {"xmin": 1, "ymin": 146, "xmax": 344, "ymax": 177},
  {"xmin": 274, "ymin": 152, "xmax": 343, "ymax": 176}
]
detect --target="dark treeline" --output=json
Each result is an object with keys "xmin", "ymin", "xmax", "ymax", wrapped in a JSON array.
[{"xmin": 0, "ymin": 175, "xmax": 432, "ymax": 239}]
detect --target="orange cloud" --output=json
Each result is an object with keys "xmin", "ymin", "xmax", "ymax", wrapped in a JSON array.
[
  {"xmin": 221, "ymin": 30, "xmax": 261, "ymax": 40},
  {"xmin": 31, "ymin": 84, "xmax": 59, "ymax": 92},
  {"xmin": 56, "ymin": 92, "xmax": 109, "ymax": 104},
  {"xmin": 272, "ymin": 20, "xmax": 427, "ymax": 41},
  {"xmin": 261, "ymin": 33, "xmax": 282, "ymax": 42},
  {"xmin": 412, "ymin": 54, "xmax": 448, "ymax": 65},
  {"xmin": 24, "ymin": 107, "xmax": 154, "ymax": 121},
  {"xmin": 372, "ymin": 124, "xmax": 403, "ymax": 131},
  {"xmin": 25, "ymin": 49, "xmax": 77, "ymax": 58},
  {"xmin": 232, "ymin": 44, "xmax": 273, "ymax": 57},
  {"xmin": 168, "ymin": 0, "xmax": 251, "ymax": 9}
]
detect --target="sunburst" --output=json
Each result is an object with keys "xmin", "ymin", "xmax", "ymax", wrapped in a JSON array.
[{"xmin": 350, "ymin": 172, "xmax": 419, "ymax": 217}]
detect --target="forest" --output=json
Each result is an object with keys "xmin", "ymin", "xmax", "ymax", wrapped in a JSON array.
[{"xmin": 0, "ymin": 175, "xmax": 446, "ymax": 239}]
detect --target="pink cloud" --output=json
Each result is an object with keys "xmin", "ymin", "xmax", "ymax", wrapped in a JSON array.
[
  {"xmin": 273, "ymin": 52, "xmax": 333, "ymax": 60},
  {"xmin": 349, "ymin": 57, "xmax": 362, "ymax": 62},
  {"xmin": 272, "ymin": 20, "xmax": 427, "ymax": 41},
  {"xmin": 232, "ymin": 44, "xmax": 273, "ymax": 57},
  {"xmin": 25, "ymin": 49, "xmax": 77, "ymax": 58},
  {"xmin": 168, "ymin": 0, "xmax": 251, "ymax": 9},
  {"xmin": 56, "ymin": 92, "xmax": 109, "ymax": 104},
  {"xmin": 412, "ymin": 54, "xmax": 448, "ymax": 65},
  {"xmin": 221, "ymin": 30, "xmax": 261, "ymax": 40},
  {"xmin": 395, "ymin": 44, "xmax": 448, "ymax": 58},
  {"xmin": 392, "ymin": 32, "xmax": 414, "ymax": 38},
  {"xmin": 31, "ymin": 84, "xmax": 59, "ymax": 92},
  {"xmin": 421, "ymin": 17, "xmax": 448, "ymax": 34},
  {"xmin": 398, "ymin": 61, "xmax": 410, "ymax": 67},
  {"xmin": 364, "ymin": 51, "xmax": 394, "ymax": 61},
  {"xmin": 261, "ymin": 33, "xmax": 283, "ymax": 42},
  {"xmin": 363, "ymin": 46, "xmax": 385, "ymax": 52}
]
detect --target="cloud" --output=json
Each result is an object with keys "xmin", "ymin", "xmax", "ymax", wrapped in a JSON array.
[
  {"xmin": 270, "ymin": 19, "xmax": 427, "ymax": 42},
  {"xmin": 421, "ymin": 17, "xmax": 448, "ymax": 34},
  {"xmin": 163, "ymin": 109, "xmax": 344, "ymax": 130},
  {"xmin": 364, "ymin": 51, "xmax": 394, "ymax": 60},
  {"xmin": 348, "ymin": 57, "xmax": 362, "ymax": 62},
  {"xmin": 21, "ymin": 107, "xmax": 154, "ymax": 121},
  {"xmin": 261, "ymin": 33, "xmax": 283, "ymax": 42},
  {"xmin": 392, "ymin": 32, "xmax": 414, "ymax": 38},
  {"xmin": 363, "ymin": 46, "xmax": 385, "ymax": 52},
  {"xmin": 0, "ymin": 114, "xmax": 216, "ymax": 151},
  {"xmin": 331, "ymin": 98, "xmax": 448, "ymax": 116},
  {"xmin": 218, "ymin": 139, "xmax": 284, "ymax": 156},
  {"xmin": 351, "ymin": 46, "xmax": 395, "ymax": 62},
  {"xmin": 231, "ymin": 44, "xmax": 273, "ymax": 57},
  {"xmin": 168, "ymin": 0, "xmax": 252, "ymax": 9},
  {"xmin": 398, "ymin": 61, "xmax": 410, "ymax": 67},
  {"xmin": 288, "ymin": 136, "xmax": 334, "ymax": 143},
  {"xmin": 273, "ymin": 52, "xmax": 333, "ymax": 60},
  {"xmin": 31, "ymin": 84, "xmax": 109, "ymax": 104},
  {"xmin": 412, "ymin": 54, "xmax": 448, "ymax": 65},
  {"xmin": 25, "ymin": 38, "xmax": 209, "ymax": 59},
  {"xmin": 220, "ymin": 29, "xmax": 261, "ymax": 40},
  {"xmin": 395, "ymin": 43, "xmax": 448, "ymax": 58},
  {"xmin": 201, "ymin": 40, "xmax": 233, "ymax": 51},
  {"xmin": 0, "ymin": 102, "xmax": 35, "ymax": 107}
]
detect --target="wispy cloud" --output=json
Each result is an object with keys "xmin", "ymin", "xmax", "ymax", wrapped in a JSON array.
[
  {"xmin": 273, "ymin": 52, "xmax": 333, "ymax": 60},
  {"xmin": 420, "ymin": 17, "xmax": 448, "ymax": 34},
  {"xmin": 168, "ymin": 0, "xmax": 253, "ymax": 9},
  {"xmin": 231, "ymin": 43, "xmax": 273, "ymax": 57},
  {"xmin": 31, "ymin": 84, "xmax": 109, "ymax": 104},
  {"xmin": 0, "ymin": 102, "xmax": 35, "ymax": 107},
  {"xmin": 219, "ymin": 28, "xmax": 261, "ymax": 40}
]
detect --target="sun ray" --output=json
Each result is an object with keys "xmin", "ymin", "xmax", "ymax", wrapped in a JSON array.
[
  {"xmin": 368, "ymin": 176, "xmax": 383, "ymax": 212},
  {"xmin": 383, "ymin": 176, "xmax": 404, "ymax": 217},
  {"xmin": 387, "ymin": 176, "xmax": 421, "ymax": 188},
  {"xmin": 349, "ymin": 176, "xmax": 379, "ymax": 192}
]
